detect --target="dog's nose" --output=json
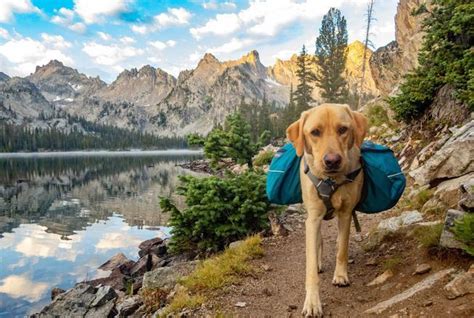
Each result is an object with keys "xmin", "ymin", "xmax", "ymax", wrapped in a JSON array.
[{"xmin": 324, "ymin": 153, "xmax": 342, "ymax": 170}]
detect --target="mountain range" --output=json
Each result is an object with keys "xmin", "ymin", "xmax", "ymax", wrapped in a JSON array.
[
  {"xmin": 0, "ymin": 41, "xmax": 379, "ymax": 136},
  {"xmin": 0, "ymin": 0, "xmax": 425, "ymax": 137}
]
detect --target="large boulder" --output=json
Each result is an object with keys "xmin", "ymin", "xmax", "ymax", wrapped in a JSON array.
[
  {"xmin": 439, "ymin": 209, "xmax": 467, "ymax": 250},
  {"xmin": 409, "ymin": 121, "xmax": 474, "ymax": 186},
  {"xmin": 434, "ymin": 173, "xmax": 474, "ymax": 208},
  {"xmin": 98, "ymin": 252, "xmax": 131, "ymax": 271},
  {"xmin": 31, "ymin": 283, "xmax": 117, "ymax": 317},
  {"xmin": 142, "ymin": 263, "xmax": 196, "ymax": 291}
]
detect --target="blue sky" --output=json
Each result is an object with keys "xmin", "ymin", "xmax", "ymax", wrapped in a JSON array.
[{"xmin": 0, "ymin": 0, "xmax": 398, "ymax": 82}]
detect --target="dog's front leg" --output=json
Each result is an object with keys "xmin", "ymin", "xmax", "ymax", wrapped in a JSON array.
[
  {"xmin": 333, "ymin": 210, "xmax": 352, "ymax": 286},
  {"xmin": 302, "ymin": 206, "xmax": 324, "ymax": 317}
]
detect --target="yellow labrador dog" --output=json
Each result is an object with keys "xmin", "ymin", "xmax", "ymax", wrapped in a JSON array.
[{"xmin": 286, "ymin": 103, "xmax": 367, "ymax": 317}]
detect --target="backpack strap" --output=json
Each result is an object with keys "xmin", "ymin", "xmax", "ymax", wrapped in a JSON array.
[{"xmin": 303, "ymin": 157, "xmax": 362, "ymax": 223}]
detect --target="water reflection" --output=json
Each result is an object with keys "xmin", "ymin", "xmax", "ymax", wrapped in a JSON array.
[{"xmin": 0, "ymin": 152, "xmax": 201, "ymax": 317}]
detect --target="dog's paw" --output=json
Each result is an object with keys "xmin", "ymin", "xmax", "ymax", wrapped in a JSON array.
[
  {"xmin": 302, "ymin": 292, "xmax": 323, "ymax": 317},
  {"xmin": 332, "ymin": 274, "xmax": 350, "ymax": 287}
]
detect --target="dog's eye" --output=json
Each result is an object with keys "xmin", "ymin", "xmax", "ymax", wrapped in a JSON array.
[
  {"xmin": 311, "ymin": 129, "xmax": 320, "ymax": 137},
  {"xmin": 338, "ymin": 126, "xmax": 348, "ymax": 135}
]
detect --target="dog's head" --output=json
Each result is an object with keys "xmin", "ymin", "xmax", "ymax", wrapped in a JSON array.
[{"xmin": 286, "ymin": 103, "xmax": 367, "ymax": 177}]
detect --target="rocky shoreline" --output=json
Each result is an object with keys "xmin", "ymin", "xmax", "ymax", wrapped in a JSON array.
[{"xmin": 31, "ymin": 237, "xmax": 196, "ymax": 317}]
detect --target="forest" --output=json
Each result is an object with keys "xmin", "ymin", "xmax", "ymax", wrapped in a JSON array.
[{"xmin": 0, "ymin": 117, "xmax": 187, "ymax": 152}]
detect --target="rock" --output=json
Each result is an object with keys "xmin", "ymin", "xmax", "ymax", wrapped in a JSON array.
[
  {"xmin": 262, "ymin": 288, "xmax": 272, "ymax": 296},
  {"xmin": 142, "ymin": 267, "xmax": 178, "ymax": 290},
  {"xmin": 32, "ymin": 283, "xmax": 118, "ymax": 317},
  {"xmin": 459, "ymin": 179, "xmax": 474, "ymax": 212},
  {"xmin": 413, "ymin": 264, "xmax": 432, "ymax": 275},
  {"xmin": 377, "ymin": 210, "xmax": 423, "ymax": 232},
  {"xmin": 88, "ymin": 266, "xmax": 131, "ymax": 291},
  {"xmin": 365, "ymin": 268, "xmax": 456, "ymax": 314},
  {"xmin": 422, "ymin": 300, "xmax": 433, "ymax": 307},
  {"xmin": 138, "ymin": 237, "xmax": 164, "ymax": 258},
  {"xmin": 367, "ymin": 270, "xmax": 394, "ymax": 286},
  {"xmin": 142, "ymin": 263, "xmax": 195, "ymax": 291},
  {"xmin": 90, "ymin": 285, "xmax": 117, "ymax": 307},
  {"xmin": 409, "ymin": 120, "xmax": 474, "ymax": 186},
  {"xmin": 130, "ymin": 254, "xmax": 160, "ymax": 277},
  {"xmin": 115, "ymin": 295, "xmax": 143, "ymax": 317},
  {"xmin": 444, "ymin": 270, "xmax": 474, "ymax": 299},
  {"xmin": 288, "ymin": 304, "xmax": 298, "ymax": 311},
  {"xmin": 439, "ymin": 209, "xmax": 467, "ymax": 250},
  {"xmin": 261, "ymin": 264, "xmax": 272, "ymax": 271},
  {"xmin": 50, "ymin": 287, "xmax": 65, "ymax": 300},
  {"xmin": 98, "ymin": 252, "xmax": 131, "ymax": 271},
  {"xmin": 268, "ymin": 212, "xmax": 289, "ymax": 236},
  {"xmin": 235, "ymin": 301, "xmax": 247, "ymax": 308},
  {"xmin": 421, "ymin": 197, "xmax": 446, "ymax": 215},
  {"xmin": 286, "ymin": 204, "xmax": 302, "ymax": 214},
  {"xmin": 85, "ymin": 299, "xmax": 116, "ymax": 318},
  {"xmin": 434, "ymin": 174, "xmax": 474, "ymax": 208},
  {"xmin": 365, "ymin": 258, "xmax": 378, "ymax": 266}
]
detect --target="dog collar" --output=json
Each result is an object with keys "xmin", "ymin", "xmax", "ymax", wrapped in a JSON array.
[{"xmin": 303, "ymin": 157, "xmax": 362, "ymax": 221}]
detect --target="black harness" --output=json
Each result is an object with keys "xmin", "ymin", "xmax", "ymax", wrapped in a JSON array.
[{"xmin": 303, "ymin": 157, "xmax": 362, "ymax": 232}]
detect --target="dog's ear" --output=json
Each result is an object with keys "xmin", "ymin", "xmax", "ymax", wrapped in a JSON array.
[
  {"xmin": 352, "ymin": 111, "xmax": 368, "ymax": 147},
  {"xmin": 286, "ymin": 112, "xmax": 307, "ymax": 157}
]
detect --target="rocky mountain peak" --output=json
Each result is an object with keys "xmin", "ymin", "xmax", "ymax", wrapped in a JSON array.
[
  {"xmin": 200, "ymin": 53, "xmax": 220, "ymax": 66},
  {"xmin": 0, "ymin": 72, "xmax": 9, "ymax": 82},
  {"xmin": 240, "ymin": 50, "xmax": 260, "ymax": 65}
]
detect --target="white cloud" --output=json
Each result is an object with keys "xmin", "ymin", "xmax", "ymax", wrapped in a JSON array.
[
  {"xmin": 131, "ymin": 7, "xmax": 191, "ymax": 34},
  {"xmin": 272, "ymin": 48, "xmax": 297, "ymax": 61},
  {"xmin": 0, "ymin": 27, "xmax": 9, "ymax": 40},
  {"xmin": 190, "ymin": 13, "xmax": 240, "ymax": 39},
  {"xmin": 0, "ymin": 37, "xmax": 74, "ymax": 76},
  {"xmin": 120, "ymin": 36, "xmax": 135, "ymax": 44},
  {"xmin": 202, "ymin": 1, "xmax": 237, "ymax": 10},
  {"xmin": 82, "ymin": 41, "xmax": 144, "ymax": 66},
  {"xmin": 51, "ymin": 8, "xmax": 86, "ymax": 33},
  {"xmin": 0, "ymin": 0, "xmax": 41, "ymax": 23},
  {"xmin": 148, "ymin": 56, "xmax": 161, "ymax": 63},
  {"xmin": 131, "ymin": 24, "xmax": 147, "ymax": 34},
  {"xmin": 208, "ymin": 37, "xmax": 255, "ymax": 55},
  {"xmin": 148, "ymin": 39, "xmax": 176, "ymax": 51},
  {"xmin": 149, "ymin": 40, "xmax": 167, "ymax": 50},
  {"xmin": 73, "ymin": 0, "xmax": 133, "ymax": 24},
  {"xmin": 51, "ymin": 7, "xmax": 74, "ymax": 25},
  {"xmin": 0, "ymin": 275, "xmax": 49, "ymax": 302},
  {"xmin": 192, "ymin": 0, "xmax": 367, "ymax": 40},
  {"xmin": 166, "ymin": 40, "xmax": 177, "ymax": 47},
  {"xmin": 40, "ymin": 33, "xmax": 72, "ymax": 49},
  {"xmin": 97, "ymin": 31, "xmax": 112, "ymax": 41},
  {"xmin": 69, "ymin": 22, "xmax": 86, "ymax": 33}
]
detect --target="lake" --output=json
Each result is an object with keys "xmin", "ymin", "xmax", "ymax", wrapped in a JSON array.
[{"xmin": 0, "ymin": 151, "xmax": 202, "ymax": 317}]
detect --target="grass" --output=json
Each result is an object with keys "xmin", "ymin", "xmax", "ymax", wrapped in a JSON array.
[
  {"xmin": 412, "ymin": 223, "xmax": 444, "ymax": 248},
  {"xmin": 158, "ymin": 289, "xmax": 205, "ymax": 318},
  {"xmin": 394, "ymin": 187, "xmax": 434, "ymax": 213},
  {"xmin": 367, "ymin": 104, "xmax": 390, "ymax": 128},
  {"xmin": 382, "ymin": 255, "xmax": 403, "ymax": 271},
  {"xmin": 182, "ymin": 234, "xmax": 264, "ymax": 291},
  {"xmin": 253, "ymin": 150, "xmax": 275, "ymax": 167},
  {"xmin": 159, "ymin": 235, "xmax": 264, "ymax": 316}
]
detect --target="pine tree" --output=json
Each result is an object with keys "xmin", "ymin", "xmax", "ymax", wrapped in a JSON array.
[
  {"xmin": 294, "ymin": 45, "xmax": 316, "ymax": 113},
  {"xmin": 315, "ymin": 8, "xmax": 349, "ymax": 103}
]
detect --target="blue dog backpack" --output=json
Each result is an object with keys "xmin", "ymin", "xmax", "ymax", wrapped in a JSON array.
[
  {"xmin": 355, "ymin": 141, "xmax": 406, "ymax": 213},
  {"xmin": 266, "ymin": 143, "xmax": 302, "ymax": 205},
  {"xmin": 266, "ymin": 141, "xmax": 406, "ymax": 213}
]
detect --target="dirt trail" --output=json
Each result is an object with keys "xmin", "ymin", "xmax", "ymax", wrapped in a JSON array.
[{"xmin": 197, "ymin": 212, "xmax": 473, "ymax": 317}]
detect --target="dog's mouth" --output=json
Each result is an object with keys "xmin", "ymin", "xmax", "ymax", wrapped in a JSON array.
[{"xmin": 324, "ymin": 169, "xmax": 341, "ymax": 176}]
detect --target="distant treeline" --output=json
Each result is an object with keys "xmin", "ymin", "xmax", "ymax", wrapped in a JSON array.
[{"xmin": 0, "ymin": 119, "xmax": 187, "ymax": 152}]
